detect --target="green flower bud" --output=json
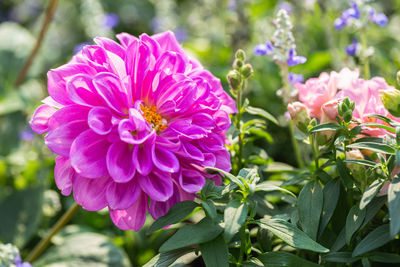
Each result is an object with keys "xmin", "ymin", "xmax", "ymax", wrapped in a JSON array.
[
  {"xmin": 241, "ymin": 64, "xmax": 254, "ymax": 78},
  {"xmin": 235, "ymin": 49, "xmax": 246, "ymax": 61},
  {"xmin": 380, "ymin": 89, "xmax": 400, "ymax": 117},
  {"xmin": 233, "ymin": 59, "xmax": 244, "ymax": 69},
  {"xmin": 227, "ymin": 70, "xmax": 242, "ymax": 90}
]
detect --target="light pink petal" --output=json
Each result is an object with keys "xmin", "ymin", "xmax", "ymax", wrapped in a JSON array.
[
  {"xmin": 88, "ymin": 107, "xmax": 114, "ymax": 135},
  {"xmin": 73, "ymin": 175, "xmax": 109, "ymax": 211},
  {"xmin": 109, "ymin": 191, "xmax": 148, "ymax": 231},
  {"xmin": 107, "ymin": 141, "xmax": 136, "ymax": 183},
  {"xmin": 30, "ymin": 104, "xmax": 56, "ymax": 134},
  {"xmin": 54, "ymin": 156, "xmax": 74, "ymax": 196},
  {"xmin": 138, "ymin": 171, "xmax": 173, "ymax": 201},
  {"xmin": 106, "ymin": 179, "xmax": 141, "ymax": 210},
  {"xmin": 70, "ymin": 129, "xmax": 110, "ymax": 178}
]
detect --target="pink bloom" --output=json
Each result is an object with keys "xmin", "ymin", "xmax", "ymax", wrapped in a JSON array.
[
  {"xmin": 296, "ymin": 68, "xmax": 358, "ymax": 118},
  {"xmin": 30, "ymin": 31, "xmax": 236, "ymax": 231}
]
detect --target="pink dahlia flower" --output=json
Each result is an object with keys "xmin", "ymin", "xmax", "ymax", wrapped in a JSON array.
[{"xmin": 30, "ymin": 31, "xmax": 236, "ymax": 231}]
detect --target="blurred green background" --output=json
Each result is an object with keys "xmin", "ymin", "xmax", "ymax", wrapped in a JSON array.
[{"xmin": 0, "ymin": 0, "xmax": 399, "ymax": 266}]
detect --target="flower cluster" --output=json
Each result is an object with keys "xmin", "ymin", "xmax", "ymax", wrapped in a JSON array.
[
  {"xmin": 30, "ymin": 31, "xmax": 235, "ymax": 231},
  {"xmin": 295, "ymin": 68, "xmax": 398, "ymax": 137}
]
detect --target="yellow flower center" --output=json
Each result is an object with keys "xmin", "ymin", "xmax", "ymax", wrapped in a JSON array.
[{"xmin": 140, "ymin": 105, "xmax": 167, "ymax": 132}]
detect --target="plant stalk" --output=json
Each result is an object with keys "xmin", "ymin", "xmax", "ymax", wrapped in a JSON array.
[
  {"xmin": 26, "ymin": 202, "xmax": 80, "ymax": 263},
  {"xmin": 360, "ymin": 31, "xmax": 370, "ymax": 80},
  {"xmin": 235, "ymin": 80, "xmax": 244, "ymax": 173}
]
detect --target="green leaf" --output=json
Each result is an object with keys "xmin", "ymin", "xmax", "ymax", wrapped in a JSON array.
[
  {"xmin": 0, "ymin": 185, "xmax": 44, "ymax": 247},
  {"xmin": 159, "ymin": 217, "xmax": 223, "ymax": 253},
  {"xmin": 246, "ymin": 106, "xmax": 278, "ymax": 125},
  {"xmin": 35, "ymin": 225, "xmax": 130, "ymax": 267},
  {"xmin": 257, "ymin": 251, "xmax": 320, "ymax": 267},
  {"xmin": 345, "ymin": 205, "xmax": 366, "ymax": 244},
  {"xmin": 224, "ymin": 199, "xmax": 248, "ymax": 242},
  {"xmin": 361, "ymin": 196, "xmax": 386, "ymax": 229},
  {"xmin": 359, "ymin": 179, "xmax": 385, "ymax": 210},
  {"xmin": 336, "ymin": 158, "xmax": 354, "ymax": 189},
  {"xmin": 201, "ymin": 180, "xmax": 225, "ymax": 199},
  {"xmin": 361, "ymin": 258, "xmax": 371, "ymax": 267},
  {"xmin": 143, "ymin": 248, "xmax": 194, "ymax": 267},
  {"xmin": 258, "ymin": 219, "xmax": 329, "ymax": 253},
  {"xmin": 206, "ymin": 167, "xmax": 243, "ymax": 188},
  {"xmin": 322, "ymin": 252, "xmax": 358, "ymax": 263},
  {"xmin": 343, "ymin": 159, "xmax": 377, "ymax": 168},
  {"xmin": 263, "ymin": 162, "xmax": 299, "ymax": 173},
  {"xmin": 238, "ymin": 168, "xmax": 258, "ymax": 180},
  {"xmin": 352, "ymin": 224, "xmax": 393, "ymax": 257},
  {"xmin": 202, "ymin": 199, "xmax": 217, "ymax": 221},
  {"xmin": 308, "ymin": 123, "xmax": 341, "ymax": 133},
  {"xmin": 255, "ymin": 182, "xmax": 296, "ymax": 198},
  {"xmin": 297, "ymin": 181, "xmax": 323, "ymax": 240},
  {"xmin": 319, "ymin": 179, "xmax": 341, "ymax": 237},
  {"xmin": 148, "ymin": 201, "xmax": 199, "ymax": 233},
  {"xmin": 388, "ymin": 175, "xmax": 400, "ymax": 238},
  {"xmin": 331, "ymin": 228, "xmax": 346, "ymax": 252},
  {"xmin": 199, "ymin": 234, "xmax": 229, "ymax": 267},
  {"xmin": 360, "ymin": 123, "xmax": 395, "ymax": 133},
  {"xmin": 369, "ymin": 252, "xmax": 400, "ymax": 263},
  {"xmin": 347, "ymin": 142, "xmax": 395, "ymax": 155}
]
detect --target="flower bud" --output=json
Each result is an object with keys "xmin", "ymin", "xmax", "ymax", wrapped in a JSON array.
[
  {"xmin": 287, "ymin": 101, "xmax": 310, "ymax": 132},
  {"xmin": 321, "ymin": 99, "xmax": 342, "ymax": 123},
  {"xmin": 235, "ymin": 49, "xmax": 246, "ymax": 61},
  {"xmin": 233, "ymin": 59, "xmax": 244, "ymax": 69},
  {"xmin": 380, "ymin": 89, "xmax": 400, "ymax": 117},
  {"xmin": 338, "ymin": 97, "xmax": 354, "ymax": 123},
  {"xmin": 227, "ymin": 70, "xmax": 242, "ymax": 90},
  {"xmin": 241, "ymin": 64, "xmax": 253, "ymax": 78}
]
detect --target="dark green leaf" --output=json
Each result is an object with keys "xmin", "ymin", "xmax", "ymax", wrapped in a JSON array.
[
  {"xmin": 206, "ymin": 167, "xmax": 243, "ymax": 188},
  {"xmin": 319, "ymin": 179, "xmax": 340, "ymax": 237},
  {"xmin": 0, "ymin": 186, "xmax": 44, "ymax": 247},
  {"xmin": 322, "ymin": 252, "xmax": 358, "ymax": 263},
  {"xmin": 199, "ymin": 234, "xmax": 229, "ymax": 267},
  {"xmin": 202, "ymin": 199, "xmax": 217, "ymax": 221},
  {"xmin": 331, "ymin": 228, "xmax": 346, "ymax": 252},
  {"xmin": 255, "ymin": 182, "xmax": 296, "ymax": 198},
  {"xmin": 360, "ymin": 123, "xmax": 395, "ymax": 133},
  {"xmin": 362, "ymin": 258, "xmax": 371, "ymax": 267},
  {"xmin": 347, "ymin": 142, "xmax": 395, "ymax": 155},
  {"xmin": 388, "ymin": 175, "xmax": 400, "ymax": 238},
  {"xmin": 367, "ymin": 114, "xmax": 400, "ymax": 127},
  {"xmin": 298, "ymin": 181, "xmax": 323, "ymax": 240},
  {"xmin": 148, "ymin": 201, "xmax": 199, "ymax": 233},
  {"xmin": 159, "ymin": 217, "xmax": 223, "ymax": 253},
  {"xmin": 308, "ymin": 123, "xmax": 341, "ymax": 133},
  {"xmin": 345, "ymin": 205, "xmax": 366, "ymax": 244},
  {"xmin": 336, "ymin": 158, "xmax": 354, "ymax": 189},
  {"xmin": 257, "ymin": 251, "xmax": 320, "ymax": 267},
  {"xmin": 238, "ymin": 168, "xmax": 257, "ymax": 180},
  {"xmin": 360, "ymin": 179, "xmax": 385, "ymax": 210},
  {"xmin": 143, "ymin": 248, "xmax": 194, "ymax": 267},
  {"xmin": 201, "ymin": 180, "xmax": 225, "ymax": 199},
  {"xmin": 352, "ymin": 224, "xmax": 393, "ymax": 257},
  {"xmin": 258, "ymin": 219, "xmax": 329, "ymax": 253},
  {"xmin": 224, "ymin": 199, "xmax": 248, "ymax": 242},
  {"xmin": 343, "ymin": 159, "xmax": 377, "ymax": 168},
  {"xmin": 361, "ymin": 196, "xmax": 386, "ymax": 229},
  {"xmin": 369, "ymin": 252, "xmax": 400, "ymax": 263},
  {"xmin": 246, "ymin": 106, "xmax": 278, "ymax": 125}
]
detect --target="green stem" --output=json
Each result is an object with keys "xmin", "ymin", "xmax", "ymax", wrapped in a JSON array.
[
  {"xmin": 26, "ymin": 202, "xmax": 80, "ymax": 263},
  {"xmin": 235, "ymin": 80, "xmax": 244, "ymax": 173},
  {"xmin": 309, "ymin": 133, "xmax": 319, "ymax": 170},
  {"xmin": 237, "ymin": 222, "xmax": 247, "ymax": 265},
  {"xmin": 280, "ymin": 63, "xmax": 304, "ymax": 169},
  {"xmin": 360, "ymin": 31, "xmax": 370, "ymax": 79}
]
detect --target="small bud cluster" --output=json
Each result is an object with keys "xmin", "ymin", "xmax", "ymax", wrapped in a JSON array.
[
  {"xmin": 338, "ymin": 98, "xmax": 355, "ymax": 123},
  {"xmin": 380, "ymin": 88, "xmax": 400, "ymax": 117},
  {"xmin": 227, "ymin": 49, "xmax": 254, "ymax": 94}
]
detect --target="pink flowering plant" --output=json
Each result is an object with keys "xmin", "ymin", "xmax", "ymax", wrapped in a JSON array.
[{"xmin": 4, "ymin": 1, "xmax": 400, "ymax": 266}]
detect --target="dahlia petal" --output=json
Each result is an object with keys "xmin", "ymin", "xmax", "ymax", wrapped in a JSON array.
[
  {"xmin": 215, "ymin": 150, "xmax": 232, "ymax": 172},
  {"xmin": 133, "ymin": 141, "xmax": 154, "ymax": 176},
  {"xmin": 152, "ymin": 144, "xmax": 179, "ymax": 173},
  {"xmin": 179, "ymin": 169, "xmax": 206, "ymax": 193},
  {"xmin": 54, "ymin": 156, "xmax": 74, "ymax": 196},
  {"xmin": 47, "ymin": 105, "xmax": 90, "ymax": 130},
  {"xmin": 106, "ymin": 179, "xmax": 140, "ymax": 210},
  {"xmin": 199, "ymin": 133, "xmax": 225, "ymax": 152},
  {"xmin": 192, "ymin": 113, "xmax": 216, "ymax": 130},
  {"xmin": 116, "ymin": 32, "xmax": 139, "ymax": 48},
  {"xmin": 70, "ymin": 130, "xmax": 110, "ymax": 178},
  {"xmin": 155, "ymin": 51, "xmax": 186, "ymax": 74},
  {"xmin": 30, "ymin": 104, "xmax": 56, "ymax": 134},
  {"xmin": 107, "ymin": 141, "xmax": 136, "ymax": 182},
  {"xmin": 73, "ymin": 175, "xmax": 109, "ymax": 211},
  {"xmin": 82, "ymin": 45, "xmax": 108, "ymax": 70},
  {"xmin": 140, "ymin": 33, "xmax": 161, "ymax": 58},
  {"xmin": 92, "ymin": 72, "xmax": 129, "ymax": 115},
  {"xmin": 94, "ymin": 37, "xmax": 125, "ymax": 59},
  {"xmin": 118, "ymin": 113, "xmax": 154, "ymax": 145},
  {"xmin": 180, "ymin": 141, "xmax": 204, "ymax": 161},
  {"xmin": 109, "ymin": 192, "xmax": 147, "ymax": 231},
  {"xmin": 149, "ymin": 184, "xmax": 180, "ymax": 219},
  {"xmin": 88, "ymin": 107, "xmax": 113, "ymax": 135},
  {"xmin": 41, "ymin": 96, "xmax": 64, "ymax": 109},
  {"xmin": 138, "ymin": 171, "xmax": 173, "ymax": 201},
  {"xmin": 66, "ymin": 74, "xmax": 103, "ymax": 106},
  {"xmin": 202, "ymin": 153, "xmax": 216, "ymax": 167}
]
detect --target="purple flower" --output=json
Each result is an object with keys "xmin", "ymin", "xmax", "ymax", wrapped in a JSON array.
[
  {"xmin": 253, "ymin": 42, "xmax": 273, "ymax": 56},
  {"xmin": 173, "ymin": 27, "xmax": 187, "ymax": 43},
  {"xmin": 30, "ymin": 31, "xmax": 235, "ymax": 231},
  {"xmin": 370, "ymin": 9, "xmax": 388, "ymax": 26},
  {"xmin": 287, "ymin": 48, "xmax": 307, "ymax": 66},
  {"xmin": 277, "ymin": 1, "xmax": 293, "ymax": 14},
  {"xmin": 19, "ymin": 128, "xmax": 35, "ymax": 141},
  {"xmin": 345, "ymin": 39, "xmax": 358, "ymax": 56},
  {"xmin": 288, "ymin": 72, "xmax": 304, "ymax": 84},
  {"xmin": 15, "ymin": 255, "xmax": 32, "ymax": 267},
  {"xmin": 334, "ymin": 17, "xmax": 347, "ymax": 30},
  {"xmin": 342, "ymin": 2, "xmax": 360, "ymax": 20},
  {"xmin": 103, "ymin": 13, "xmax": 119, "ymax": 29}
]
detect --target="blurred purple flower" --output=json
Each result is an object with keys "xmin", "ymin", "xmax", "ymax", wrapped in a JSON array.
[
  {"xmin": 227, "ymin": 0, "xmax": 237, "ymax": 11},
  {"xmin": 150, "ymin": 17, "xmax": 162, "ymax": 33},
  {"xmin": 73, "ymin": 42, "xmax": 92, "ymax": 54},
  {"xmin": 103, "ymin": 13, "xmax": 119, "ymax": 29},
  {"xmin": 277, "ymin": 1, "xmax": 293, "ymax": 14},
  {"xmin": 15, "ymin": 254, "xmax": 32, "ymax": 267},
  {"xmin": 19, "ymin": 128, "xmax": 35, "ymax": 142},
  {"xmin": 334, "ymin": 1, "xmax": 359, "ymax": 30},
  {"xmin": 334, "ymin": 17, "xmax": 347, "ymax": 30},
  {"xmin": 369, "ymin": 9, "xmax": 388, "ymax": 26},
  {"xmin": 288, "ymin": 72, "xmax": 304, "ymax": 84},
  {"xmin": 253, "ymin": 42, "xmax": 273, "ymax": 56},
  {"xmin": 345, "ymin": 39, "xmax": 358, "ymax": 56},
  {"xmin": 174, "ymin": 27, "xmax": 187, "ymax": 43},
  {"xmin": 287, "ymin": 48, "xmax": 307, "ymax": 66}
]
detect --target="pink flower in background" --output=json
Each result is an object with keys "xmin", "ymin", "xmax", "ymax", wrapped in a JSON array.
[{"xmin": 30, "ymin": 31, "xmax": 235, "ymax": 231}]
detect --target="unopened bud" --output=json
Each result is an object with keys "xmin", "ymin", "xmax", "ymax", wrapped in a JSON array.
[
  {"xmin": 227, "ymin": 70, "xmax": 242, "ymax": 90},
  {"xmin": 288, "ymin": 102, "xmax": 310, "ymax": 132},
  {"xmin": 338, "ymin": 97, "xmax": 354, "ymax": 123},
  {"xmin": 380, "ymin": 89, "xmax": 400, "ymax": 117},
  {"xmin": 241, "ymin": 64, "xmax": 253, "ymax": 78},
  {"xmin": 321, "ymin": 99, "xmax": 342, "ymax": 123},
  {"xmin": 235, "ymin": 49, "xmax": 246, "ymax": 61},
  {"xmin": 233, "ymin": 59, "xmax": 244, "ymax": 69}
]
